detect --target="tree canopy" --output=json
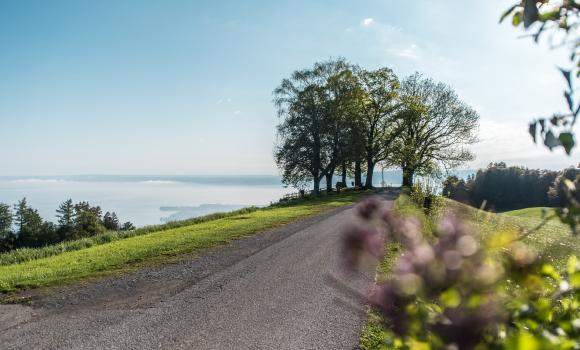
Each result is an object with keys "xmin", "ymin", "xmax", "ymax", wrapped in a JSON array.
[{"xmin": 274, "ymin": 61, "xmax": 480, "ymax": 192}]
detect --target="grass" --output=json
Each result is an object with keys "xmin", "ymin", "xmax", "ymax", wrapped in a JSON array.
[
  {"xmin": 359, "ymin": 197, "xmax": 579, "ymax": 349},
  {"xmin": 502, "ymin": 207, "xmax": 557, "ymax": 218},
  {"xmin": 0, "ymin": 190, "xmax": 366, "ymax": 294},
  {"xmin": 454, "ymin": 201, "xmax": 578, "ymax": 269}
]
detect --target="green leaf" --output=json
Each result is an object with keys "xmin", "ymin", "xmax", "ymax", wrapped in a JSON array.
[
  {"xmin": 541, "ymin": 264, "xmax": 561, "ymax": 281},
  {"xmin": 513, "ymin": 330, "xmax": 540, "ymax": 350},
  {"xmin": 559, "ymin": 132, "xmax": 575, "ymax": 155},
  {"xmin": 440, "ymin": 288, "xmax": 461, "ymax": 308},
  {"xmin": 513, "ymin": 11, "xmax": 523, "ymax": 26},
  {"xmin": 567, "ymin": 256, "xmax": 579, "ymax": 275},
  {"xmin": 500, "ymin": 4, "xmax": 520, "ymax": 23},
  {"xmin": 571, "ymin": 272, "xmax": 580, "ymax": 288}
]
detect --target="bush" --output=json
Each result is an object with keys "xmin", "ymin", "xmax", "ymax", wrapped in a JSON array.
[{"xmin": 345, "ymin": 197, "xmax": 580, "ymax": 349}]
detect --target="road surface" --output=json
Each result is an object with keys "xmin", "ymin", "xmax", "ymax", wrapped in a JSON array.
[{"xmin": 0, "ymin": 194, "xmax": 394, "ymax": 350}]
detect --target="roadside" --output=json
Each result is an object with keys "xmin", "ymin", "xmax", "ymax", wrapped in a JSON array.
[{"xmin": 0, "ymin": 192, "xmax": 398, "ymax": 350}]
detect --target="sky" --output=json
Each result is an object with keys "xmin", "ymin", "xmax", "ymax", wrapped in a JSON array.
[{"xmin": 0, "ymin": 0, "xmax": 578, "ymax": 176}]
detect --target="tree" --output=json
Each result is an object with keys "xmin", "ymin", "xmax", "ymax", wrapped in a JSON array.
[
  {"xmin": 393, "ymin": 73, "xmax": 479, "ymax": 187},
  {"xmin": 73, "ymin": 202, "xmax": 105, "ymax": 238},
  {"xmin": 355, "ymin": 67, "xmax": 402, "ymax": 188},
  {"xmin": 0, "ymin": 203, "xmax": 14, "ymax": 252},
  {"xmin": 274, "ymin": 59, "xmax": 352, "ymax": 194},
  {"xmin": 103, "ymin": 211, "xmax": 120, "ymax": 231},
  {"xmin": 14, "ymin": 198, "xmax": 46, "ymax": 248},
  {"xmin": 56, "ymin": 199, "xmax": 75, "ymax": 241},
  {"xmin": 121, "ymin": 222, "xmax": 135, "ymax": 231}
]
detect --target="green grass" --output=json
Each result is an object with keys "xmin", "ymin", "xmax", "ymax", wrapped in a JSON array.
[
  {"xmin": 359, "ymin": 197, "xmax": 579, "ymax": 349},
  {"xmin": 451, "ymin": 201, "xmax": 578, "ymax": 269},
  {"xmin": 502, "ymin": 207, "xmax": 557, "ymax": 218},
  {"xmin": 0, "ymin": 191, "xmax": 365, "ymax": 294}
]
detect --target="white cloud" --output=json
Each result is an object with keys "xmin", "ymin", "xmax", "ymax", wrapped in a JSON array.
[
  {"xmin": 233, "ymin": 110, "xmax": 241, "ymax": 115},
  {"xmin": 360, "ymin": 18, "xmax": 374, "ymax": 27},
  {"xmin": 387, "ymin": 43, "xmax": 421, "ymax": 60},
  {"xmin": 469, "ymin": 118, "xmax": 577, "ymax": 170}
]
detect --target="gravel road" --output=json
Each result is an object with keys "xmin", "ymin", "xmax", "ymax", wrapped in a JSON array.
[{"xmin": 0, "ymin": 194, "xmax": 395, "ymax": 350}]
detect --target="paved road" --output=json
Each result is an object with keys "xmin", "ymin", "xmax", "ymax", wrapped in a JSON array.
[{"xmin": 0, "ymin": 196, "xmax": 393, "ymax": 350}]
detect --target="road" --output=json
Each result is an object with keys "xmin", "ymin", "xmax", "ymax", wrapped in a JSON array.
[{"xmin": 0, "ymin": 195, "xmax": 394, "ymax": 350}]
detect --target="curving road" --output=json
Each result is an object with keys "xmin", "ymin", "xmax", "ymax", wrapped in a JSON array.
[{"xmin": 0, "ymin": 194, "xmax": 395, "ymax": 350}]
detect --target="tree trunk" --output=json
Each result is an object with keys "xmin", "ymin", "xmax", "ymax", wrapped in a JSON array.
[
  {"xmin": 341, "ymin": 163, "xmax": 347, "ymax": 187},
  {"xmin": 365, "ymin": 159, "xmax": 375, "ymax": 189},
  {"xmin": 354, "ymin": 160, "xmax": 362, "ymax": 188},
  {"xmin": 402, "ymin": 167, "xmax": 415, "ymax": 188},
  {"xmin": 313, "ymin": 178, "xmax": 320, "ymax": 195},
  {"xmin": 326, "ymin": 173, "xmax": 333, "ymax": 193}
]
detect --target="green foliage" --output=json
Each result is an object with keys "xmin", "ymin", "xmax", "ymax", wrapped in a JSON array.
[
  {"xmin": 0, "ymin": 204, "xmax": 15, "ymax": 252},
  {"xmin": 392, "ymin": 73, "xmax": 479, "ymax": 187},
  {"xmin": 358, "ymin": 197, "xmax": 580, "ymax": 349},
  {"xmin": 73, "ymin": 202, "xmax": 105, "ymax": 239},
  {"xmin": 103, "ymin": 212, "xmax": 120, "ymax": 231},
  {"xmin": 0, "ymin": 198, "xmax": 136, "ymax": 253},
  {"xmin": 502, "ymin": 1, "xmax": 578, "ymax": 155},
  {"xmin": 442, "ymin": 163, "xmax": 575, "ymax": 212},
  {"xmin": 14, "ymin": 198, "xmax": 47, "ymax": 248},
  {"xmin": 56, "ymin": 199, "xmax": 75, "ymax": 241},
  {"xmin": 274, "ymin": 61, "xmax": 480, "ymax": 192}
]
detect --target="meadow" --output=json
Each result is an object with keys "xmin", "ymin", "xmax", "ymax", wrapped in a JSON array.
[{"xmin": 0, "ymin": 190, "xmax": 365, "ymax": 294}]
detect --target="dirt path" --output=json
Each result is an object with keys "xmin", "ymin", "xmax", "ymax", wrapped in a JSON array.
[{"xmin": 0, "ymin": 194, "xmax": 395, "ymax": 350}]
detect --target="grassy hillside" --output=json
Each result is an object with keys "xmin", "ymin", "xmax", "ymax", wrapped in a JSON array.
[
  {"xmin": 360, "ymin": 197, "xmax": 578, "ymax": 350},
  {"xmin": 0, "ymin": 191, "xmax": 365, "ymax": 294},
  {"xmin": 454, "ymin": 201, "xmax": 577, "ymax": 269},
  {"xmin": 503, "ymin": 207, "xmax": 557, "ymax": 218}
]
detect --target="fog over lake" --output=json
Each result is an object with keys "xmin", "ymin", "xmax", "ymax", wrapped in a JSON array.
[{"xmin": 0, "ymin": 171, "xmax": 473, "ymax": 227}]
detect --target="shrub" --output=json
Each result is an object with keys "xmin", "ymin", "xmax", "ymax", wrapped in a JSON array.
[{"xmin": 344, "ymin": 197, "xmax": 580, "ymax": 349}]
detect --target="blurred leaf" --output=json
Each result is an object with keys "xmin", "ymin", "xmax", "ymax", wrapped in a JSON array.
[
  {"xmin": 544, "ymin": 130, "xmax": 561, "ymax": 150},
  {"xmin": 539, "ymin": 10, "xmax": 560, "ymax": 22},
  {"xmin": 565, "ymin": 91, "xmax": 574, "ymax": 111},
  {"xmin": 513, "ymin": 11, "xmax": 523, "ymax": 26},
  {"xmin": 560, "ymin": 68, "xmax": 573, "ymax": 91},
  {"xmin": 571, "ymin": 272, "xmax": 580, "ymax": 288},
  {"xmin": 559, "ymin": 132, "xmax": 575, "ymax": 155},
  {"xmin": 440, "ymin": 289, "xmax": 461, "ymax": 308},
  {"xmin": 541, "ymin": 264, "xmax": 561, "ymax": 282},
  {"xmin": 523, "ymin": 0, "xmax": 539, "ymax": 28},
  {"xmin": 529, "ymin": 122, "xmax": 537, "ymax": 143},
  {"xmin": 511, "ymin": 330, "xmax": 540, "ymax": 350},
  {"xmin": 501, "ymin": 4, "xmax": 520, "ymax": 23},
  {"xmin": 567, "ymin": 256, "xmax": 579, "ymax": 275}
]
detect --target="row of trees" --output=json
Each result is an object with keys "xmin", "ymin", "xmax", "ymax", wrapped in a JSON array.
[
  {"xmin": 0, "ymin": 198, "xmax": 134, "ymax": 252},
  {"xmin": 274, "ymin": 59, "xmax": 479, "ymax": 194},
  {"xmin": 442, "ymin": 162, "xmax": 579, "ymax": 211}
]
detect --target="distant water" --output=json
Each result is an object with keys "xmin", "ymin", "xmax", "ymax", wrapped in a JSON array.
[
  {"xmin": 0, "ymin": 175, "xmax": 290, "ymax": 227},
  {"xmin": 0, "ymin": 170, "xmax": 475, "ymax": 227}
]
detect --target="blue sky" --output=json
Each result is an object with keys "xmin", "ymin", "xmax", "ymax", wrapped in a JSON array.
[{"xmin": 0, "ymin": 0, "xmax": 577, "ymax": 175}]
